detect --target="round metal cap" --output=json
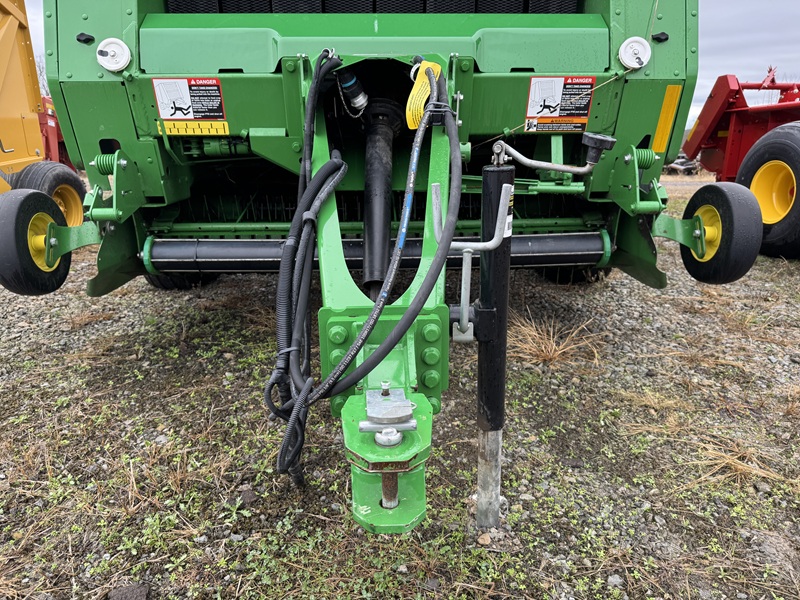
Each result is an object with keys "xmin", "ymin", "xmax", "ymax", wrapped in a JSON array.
[
  {"xmin": 96, "ymin": 38, "xmax": 132, "ymax": 73},
  {"xmin": 618, "ymin": 36, "xmax": 652, "ymax": 70},
  {"xmin": 375, "ymin": 427, "xmax": 403, "ymax": 447}
]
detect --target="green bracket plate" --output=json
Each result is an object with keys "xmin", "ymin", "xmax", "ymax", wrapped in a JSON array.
[
  {"xmin": 609, "ymin": 145, "xmax": 666, "ymax": 216},
  {"xmin": 85, "ymin": 150, "xmax": 145, "ymax": 223},
  {"xmin": 45, "ymin": 222, "xmax": 103, "ymax": 268},
  {"xmin": 652, "ymin": 212, "xmax": 705, "ymax": 257}
]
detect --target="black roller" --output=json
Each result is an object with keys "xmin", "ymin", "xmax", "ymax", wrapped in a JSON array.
[
  {"xmin": 529, "ymin": 0, "xmax": 578, "ymax": 13},
  {"xmin": 427, "ymin": 0, "xmax": 475, "ymax": 12},
  {"xmin": 220, "ymin": 0, "xmax": 272, "ymax": 11},
  {"xmin": 476, "ymin": 0, "xmax": 524, "ymax": 13},
  {"xmin": 376, "ymin": 0, "xmax": 424, "ymax": 11},
  {"xmin": 325, "ymin": 0, "xmax": 372, "ymax": 11},
  {"xmin": 166, "ymin": 0, "xmax": 578, "ymax": 11},
  {"xmin": 148, "ymin": 232, "xmax": 606, "ymax": 273},
  {"xmin": 167, "ymin": 0, "xmax": 220, "ymax": 12},
  {"xmin": 272, "ymin": 0, "xmax": 321, "ymax": 12}
]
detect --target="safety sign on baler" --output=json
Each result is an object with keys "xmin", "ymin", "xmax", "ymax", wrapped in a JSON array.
[
  {"xmin": 525, "ymin": 76, "xmax": 596, "ymax": 132},
  {"xmin": 153, "ymin": 78, "xmax": 226, "ymax": 120}
]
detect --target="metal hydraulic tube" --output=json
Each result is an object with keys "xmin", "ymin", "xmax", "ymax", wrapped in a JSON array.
[
  {"xmin": 362, "ymin": 101, "xmax": 402, "ymax": 300},
  {"xmin": 476, "ymin": 164, "xmax": 514, "ymax": 529}
]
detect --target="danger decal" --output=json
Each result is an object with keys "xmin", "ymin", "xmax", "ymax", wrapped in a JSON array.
[
  {"xmin": 524, "ymin": 76, "xmax": 596, "ymax": 133},
  {"xmin": 153, "ymin": 78, "xmax": 226, "ymax": 121}
]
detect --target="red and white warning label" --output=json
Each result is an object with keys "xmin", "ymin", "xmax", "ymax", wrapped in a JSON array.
[
  {"xmin": 525, "ymin": 76, "xmax": 596, "ymax": 133},
  {"xmin": 153, "ymin": 78, "xmax": 226, "ymax": 120}
]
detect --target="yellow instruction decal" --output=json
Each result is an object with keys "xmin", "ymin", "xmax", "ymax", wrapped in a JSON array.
[{"xmin": 406, "ymin": 61, "xmax": 442, "ymax": 130}]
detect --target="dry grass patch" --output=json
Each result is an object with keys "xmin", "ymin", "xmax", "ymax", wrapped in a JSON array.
[
  {"xmin": 676, "ymin": 434, "xmax": 792, "ymax": 492},
  {"xmin": 620, "ymin": 412, "xmax": 692, "ymax": 437},
  {"xmin": 616, "ymin": 389, "xmax": 691, "ymax": 413},
  {"xmin": 69, "ymin": 310, "xmax": 116, "ymax": 330},
  {"xmin": 507, "ymin": 310, "xmax": 601, "ymax": 367}
]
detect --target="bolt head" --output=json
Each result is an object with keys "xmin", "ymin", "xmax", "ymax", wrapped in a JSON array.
[
  {"xmin": 422, "ymin": 347, "xmax": 441, "ymax": 366},
  {"xmin": 328, "ymin": 325, "xmax": 348, "ymax": 345},
  {"xmin": 422, "ymin": 370, "xmax": 441, "ymax": 389},
  {"xmin": 421, "ymin": 323, "xmax": 441, "ymax": 343},
  {"xmin": 329, "ymin": 349, "xmax": 346, "ymax": 365}
]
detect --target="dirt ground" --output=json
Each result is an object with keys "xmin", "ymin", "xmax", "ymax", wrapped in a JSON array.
[{"xmin": 1, "ymin": 173, "xmax": 799, "ymax": 599}]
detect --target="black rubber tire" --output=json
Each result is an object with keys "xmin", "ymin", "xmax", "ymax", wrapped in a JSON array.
[
  {"xmin": 144, "ymin": 273, "xmax": 219, "ymax": 290},
  {"xmin": 0, "ymin": 170, "xmax": 15, "ymax": 188},
  {"xmin": 680, "ymin": 183, "xmax": 762, "ymax": 285},
  {"xmin": 0, "ymin": 189, "xmax": 72, "ymax": 296},
  {"xmin": 14, "ymin": 161, "xmax": 86, "ymax": 227},
  {"xmin": 536, "ymin": 266, "xmax": 612, "ymax": 285},
  {"xmin": 736, "ymin": 121, "xmax": 800, "ymax": 258}
]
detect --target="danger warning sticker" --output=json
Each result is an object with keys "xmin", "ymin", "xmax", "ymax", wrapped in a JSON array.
[
  {"xmin": 524, "ymin": 76, "xmax": 596, "ymax": 133},
  {"xmin": 153, "ymin": 78, "xmax": 226, "ymax": 121}
]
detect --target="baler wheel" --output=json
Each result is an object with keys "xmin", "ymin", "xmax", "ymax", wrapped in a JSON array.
[
  {"xmin": 736, "ymin": 121, "xmax": 800, "ymax": 258},
  {"xmin": 14, "ymin": 162, "xmax": 87, "ymax": 227},
  {"xmin": 0, "ymin": 170, "xmax": 15, "ymax": 188},
  {"xmin": 0, "ymin": 189, "xmax": 72, "ymax": 296},
  {"xmin": 680, "ymin": 183, "xmax": 762, "ymax": 285},
  {"xmin": 144, "ymin": 273, "xmax": 219, "ymax": 291}
]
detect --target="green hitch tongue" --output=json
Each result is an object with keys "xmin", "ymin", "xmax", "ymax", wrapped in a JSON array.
[{"xmin": 341, "ymin": 383, "xmax": 433, "ymax": 533}]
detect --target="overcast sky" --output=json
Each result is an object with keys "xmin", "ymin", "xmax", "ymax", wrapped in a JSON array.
[{"xmin": 24, "ymin": 0, "xmax": 800, "ymax": 126}]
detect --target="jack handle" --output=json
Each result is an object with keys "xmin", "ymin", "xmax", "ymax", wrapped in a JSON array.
[{"xmin": 431, "ymin": 182, "xmax": 514, "ymax": 337}]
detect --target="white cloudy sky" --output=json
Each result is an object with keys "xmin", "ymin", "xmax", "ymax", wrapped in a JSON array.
[{"xmin": 24, "ymin": 0, "xmax": 799, "ymax": 125}]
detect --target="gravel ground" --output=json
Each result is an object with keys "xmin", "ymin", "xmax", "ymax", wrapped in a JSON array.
[{"xmin": 1, "ymin": 175, "xmax": 799, "ymax": 599}]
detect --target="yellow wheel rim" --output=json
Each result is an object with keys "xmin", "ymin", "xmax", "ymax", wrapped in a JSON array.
[
  {"xmin": 51, "ymin": 183, "xmax": 84, "ymax": 227},
  {"xmin": 27, "ymin": 212, "xmax": 59, "ymax": 272},
  {"xmin": 750, "ymin": 160, "xmax": 796, "ymax": 225},
  {"xmin": 692, "ymin": 204, "xmax": 722, "ymax": 263}
]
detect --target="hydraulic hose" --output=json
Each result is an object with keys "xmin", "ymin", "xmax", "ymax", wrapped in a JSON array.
[
  {"xmin": 267, "ymin": 155, "xmax": 344, "ymax": 420},
  {"xmin": 300, "ymin": 52, "xmax": 342, "ymax": 195}
]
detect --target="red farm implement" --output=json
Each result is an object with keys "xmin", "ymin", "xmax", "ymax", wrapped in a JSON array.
[{"xmin": 684, "ymin": 68, "xmax": 800, "ymax": 257}]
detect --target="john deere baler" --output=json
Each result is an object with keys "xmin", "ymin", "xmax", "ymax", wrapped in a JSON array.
[{"xmin": 0, "ymin": 0, "xmax": 765, "ymax": 532}]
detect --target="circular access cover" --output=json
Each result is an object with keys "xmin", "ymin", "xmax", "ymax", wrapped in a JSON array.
[
  {"xmin": 618, "ymin": 36, "xmax": 652, "ymax": 70},
  {"xmin": 96, "ymin": 38, "xmax": 132, "ymax": 73}
]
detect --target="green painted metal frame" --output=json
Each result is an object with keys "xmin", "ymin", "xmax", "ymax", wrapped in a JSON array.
[{"xmin": 315, "ymin": 113, "xmax": 452, "ymax": 531}]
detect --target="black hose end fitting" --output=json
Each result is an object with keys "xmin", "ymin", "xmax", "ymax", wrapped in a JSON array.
[
  {"xmin": 338, "ymin": 68, "xmax": 369, "ymax": 111},
  {"xmin": 289, "ymin": 462, "xmax": 305, "ymax": 487}
]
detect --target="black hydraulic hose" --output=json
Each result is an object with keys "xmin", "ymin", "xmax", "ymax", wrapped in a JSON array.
[
  {"xmin": 267, "ymin": 156, "xmax": 343, "ymax": 419},
  {"xmin": 277, "ymin": 376, "xmax": 312, "ymax": 477},
  {"xmin": 293, "ymin": 154, "xmax": 347, "ymax": 310},
  {"xmin": 324, "ymin": 76, "xmax": 462, "ymax": 399},
  {"xmin": 300, "ymin": 53, "xmax": 342, "ymax": 194},
  {"xmin": 276, "ymin": 157, "xmax": 343, "ymax": 353}
]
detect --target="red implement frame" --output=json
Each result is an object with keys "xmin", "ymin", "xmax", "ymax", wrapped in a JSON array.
[
  {"xmin": 684, "ymin": 70, "xmax": 800, "ymax": 181},
  {"xmin": 37, "ymin": 96, "xmax": 74, "ymax": 169}
]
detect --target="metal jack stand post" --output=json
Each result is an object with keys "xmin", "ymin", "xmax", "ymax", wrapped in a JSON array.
[
  {"xmin": 476, "ymin": 165, "xmax": 514, "ymax": 529},
  {"xmin": 436, "ymin": 165, "xmax": 515, "ymax": 529}
]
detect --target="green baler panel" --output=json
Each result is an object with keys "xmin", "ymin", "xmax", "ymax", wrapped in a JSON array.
[{"xmin": 139, "ymin": 14, "xmax": 609, "ymax": 75}]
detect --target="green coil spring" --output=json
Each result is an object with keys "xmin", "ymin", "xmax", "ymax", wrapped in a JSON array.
[
  {"xmin": 93, "ymin": 154, "xmax": 117, "ymax": 176},
  {"xmin": 635, "ymin": 149, "xmax": 658, "ymax": 170}
]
